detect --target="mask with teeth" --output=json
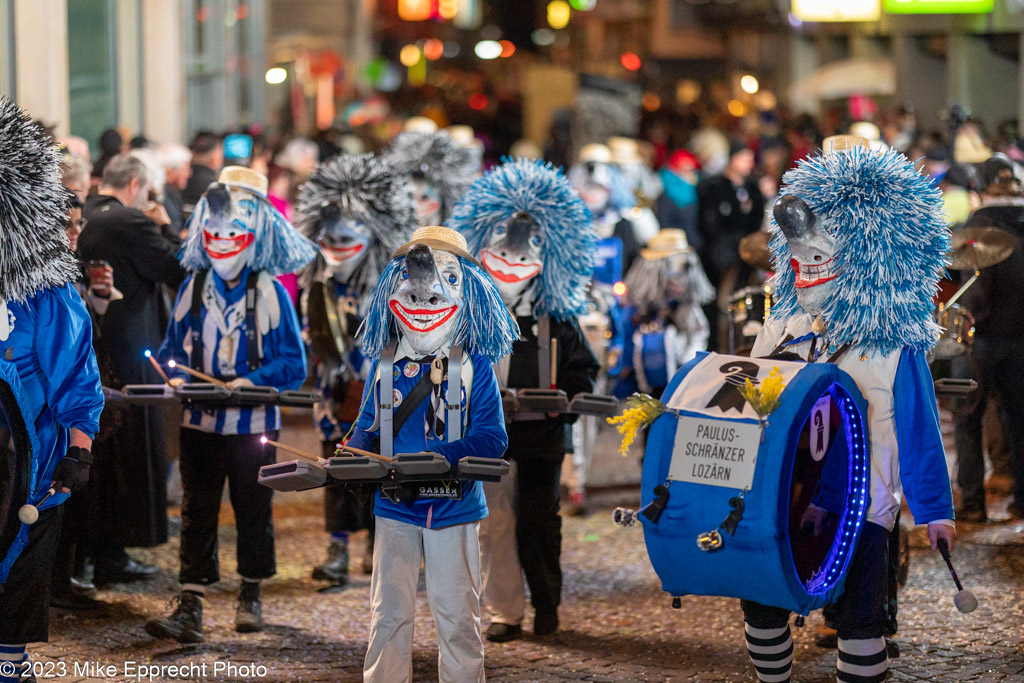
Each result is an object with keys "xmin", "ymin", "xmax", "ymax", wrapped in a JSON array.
[
  {"xmin": 773, "ymin": 195, "xmax": 837, "ymax": 317},
  {"xmin": 480, "ymin": 212, "xmax": 544, "ymax": 306},
  {"xmin": 317, "ymin": 203, "xmax": 372, "ymax": 281},
  {"xmin": 388, "ymin": 245, "xmax": 464, "ymax": 356},
  {"xmin": 411, "ymin": 175, "xmax": 443, "ymax": 226},
  {"xmin": 577, "ymin": 161, "xmax": 613, "ymax": 216},
  {"xmin": 202, "ymin": 183, "xmax": 258, "ymax": 282}
]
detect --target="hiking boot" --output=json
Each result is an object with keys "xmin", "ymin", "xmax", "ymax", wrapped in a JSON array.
[
  {"xmin": 235, "ymin": 581, "xmax": 264, "ymax": 633},
  {"xmin": 145, "ymin": 591, "xmax": 204, "ymax": 643},
  {"xmin": 312, "ymin": 539, "xmax": 350, "ymax": 585}
]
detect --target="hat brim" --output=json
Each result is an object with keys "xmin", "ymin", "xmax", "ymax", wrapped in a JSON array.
[
  {"xmin": 392, "ymin": 239, "xmax": 480, "ymax": 267},
  {"xmin": 641, "ymin": 245, "xmax": 692, "ymax": 260}
]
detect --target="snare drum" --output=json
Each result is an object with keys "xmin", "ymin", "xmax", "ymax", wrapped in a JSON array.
[
  {"xmin": 727, "ymin": 285, "xmax": 774, "ymax": 354},
  {"xmin": 933, "ymin": 303, "xmax": 975, "ymax": 359}
]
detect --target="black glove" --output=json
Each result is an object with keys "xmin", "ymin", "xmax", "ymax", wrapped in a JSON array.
[{"xmin": 52, "ymin": 446, "xmax": 93, "ymax": 492}]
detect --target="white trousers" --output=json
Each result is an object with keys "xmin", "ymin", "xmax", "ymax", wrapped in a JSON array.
[
  {"xmin": 364, "ymin": 516, "xmax": 485, "ymax": 683},
  {"xmin": 478, "ymin": 460, "xmax": 526, "ymax": 625}
]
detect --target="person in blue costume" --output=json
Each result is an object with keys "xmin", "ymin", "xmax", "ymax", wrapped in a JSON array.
[
  {"xmin": 349, "ymin": 226, "xmax": 518, "ymax": 682},
  {"xmin": 294, "ymin": 152, "xmax": 417, "ymax": 587},
  {"xmin": 449, "ymin": 158, "xmax": 600, "ymax": 641},
  {"xmin": 0, "ymin": 97, "xmax": 104, "ymax": 683},
  {"xmin": 147, "ymin": 166, "xmax": 317, "ymax": 643},
  {"xmin": 743, "ymin": 136, "xmax": 956, "ymax": 683}
]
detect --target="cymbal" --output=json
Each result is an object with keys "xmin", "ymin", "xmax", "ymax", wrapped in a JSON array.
[
  {"xmin": 948, "ymin": 226, "xmax": 1015, "ymax": 270},
  {"xmin": 739, "ymin": 231, "xmax": 773, "ymax": 271}
]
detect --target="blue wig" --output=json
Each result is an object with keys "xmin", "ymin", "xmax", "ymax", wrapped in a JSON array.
[
  {"xmin": 179, "ymin": 191, "xmax": 318, "ymax": 275},
  {"xmin": 768, "ymin": 146, "xmax": 950, "ymax": 354},
  {"xmin": 448, "ymin": 158, "xmax": 596, "ymax": 320},
  {"xmin": 358, "ymin": 255, "xmax": 519, "ymax": 363}
]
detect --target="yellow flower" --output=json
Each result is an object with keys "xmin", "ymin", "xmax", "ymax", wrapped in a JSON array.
[
  {"xmin": 737, "ymin": 366, "xmax": 786, "ymax": 417},
  {"xmin": 607, "ymin": 394, "xmax": 667, "ymax": 456}
]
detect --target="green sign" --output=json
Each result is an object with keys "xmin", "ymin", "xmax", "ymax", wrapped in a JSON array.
[{"xmin": 883, "ymin": 0, "xmax": 993, "ymax": 13}]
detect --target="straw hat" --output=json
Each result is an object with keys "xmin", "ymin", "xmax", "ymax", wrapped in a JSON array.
[
  {"xmin": 849, "ymin": 121, "xmax": 881, "ymax": 142},
  {"xmin": 403, "ymin": 116, "xmax": 439, "ymax": 134},
  {"xmin": 641, "ymin": 228, "xmax": 692, "ymax": 260},
  {"xmin": 392, "ymin": 225, "xmax": 478, "ymax": 264},
  {"xmin": 823, "ymin": 135, "xmax": 870, "ymax": 155},
  {"xmin": 219, "ymin": 165, "xmax": 269, "ymax": 197},
  {"xmin": 578, "ymin": 143, "xmax": 612, "ymax": 165},
  {"xmin": 608, "ymin": 136, "xmax": 643, "ymax": 165}
]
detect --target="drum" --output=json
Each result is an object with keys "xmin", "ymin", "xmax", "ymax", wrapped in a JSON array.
[
  {"xmin": 727, "ymin": 285, "xmax": 774, "ymax": 354},
  {"xmin": 0, "ymin": 366, "xmax": 37, "ymax": 583},
  {"xmin": 640, "ymin": 352, "xmax": 869, "ymax": 614},
  {"xmin": 257, "ymin": 460, "xmax": 327, "ymax": 492},
  {"xmin": 119, "ymin": 384, "xmax": 321, "ymax": 408},
  {"xmin": 933, "ymin": 303, "xmax": 974, "ymax": 360}
]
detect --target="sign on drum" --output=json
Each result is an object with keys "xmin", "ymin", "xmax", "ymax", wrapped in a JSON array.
[{"xmin": 668, "ymin": 416, "xmax": 761, "ymax": 490}]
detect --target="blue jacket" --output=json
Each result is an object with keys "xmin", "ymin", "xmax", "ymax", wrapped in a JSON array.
[
  {"xmin": 0, "ymin": 284, "xmax": 104, "ymax": 582},
  {"xmin": 347, "ymin": 350, "xmax": 508, "ymax": 529},
  {"xmin": 158, "ymin": 268, "xmax": 307, "ymax": 435}
]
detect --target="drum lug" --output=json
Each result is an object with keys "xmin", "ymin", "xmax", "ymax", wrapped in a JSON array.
[{"xmin": 671, "ymin": 596, "xmax": 682, "ymax": 609}]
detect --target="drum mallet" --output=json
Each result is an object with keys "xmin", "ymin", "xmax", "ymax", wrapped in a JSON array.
[
  {"xmin": 167, "ymin": 360, "xmax": 230, "ymax": 388},
  {"xmin": 18, "ymin": 487, "xmax": 57, "ymax": 525},
  {"xmin": 143, "ymin": 349, "xmax": 170, "ymax": 384},
  {"xmin": 937, "ymin": 538, "xmax": 978, "ymax": 613}
]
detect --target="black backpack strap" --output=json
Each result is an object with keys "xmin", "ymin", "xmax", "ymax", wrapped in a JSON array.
[
  {"xmin": 189, "ymin": 270, "xmax": 207, "ymax": 370},
  {"xmin": 537, "ymin": 315, "xmax": 551, "ymax": 388},
  {"xmin": 244, "ymin": 269, "xmax": 262, "ymax": 372},
  {"xmin": 392, "ymin": 361, "xmax": 444, "ymax": 437}
]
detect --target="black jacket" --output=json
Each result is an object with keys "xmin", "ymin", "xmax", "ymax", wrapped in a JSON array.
[
  {"xmin": 697, "ymin": 175, "xmax": 764, "ymax": 281},
  {"xmin": 182, "ymin": 163, "xmax": 218, "ymax": 214},
  {"xmin": 963, "ymin": 200, "xmax": 1024, "ymax": 338},
  {"xmin": 504, "ymin": 314, "xmax": 600, "ymax": 457}
]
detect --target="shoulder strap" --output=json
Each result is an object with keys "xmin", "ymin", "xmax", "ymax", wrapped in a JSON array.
[
  {"xmin": 244, "ymin": 269, "xmax": 262, "ymax": 371},
  {"xmin": 537, "ymin": 316, "xmax": 551, "ymax": 389},
  {"xmin": 190, "ymin": 270, "xmax": 207, "ymax": 370},
  {"xmin": 379, "ymin": 343, "xmax": 396, "ymax": 458}
]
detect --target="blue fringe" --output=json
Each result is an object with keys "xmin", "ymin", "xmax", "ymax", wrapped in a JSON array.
[
  {"xmin": 179, "ymin": 193, "xmax": 319, "ymax": 275},
  {"xmin": 768, "ymin": 146, "xmax": 951, "ymax": 354},
  {"xmin": 447, "ymin": 158, "xmax": 595, "ymax": 320}
]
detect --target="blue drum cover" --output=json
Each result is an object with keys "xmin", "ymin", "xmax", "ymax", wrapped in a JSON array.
[{"xmin": 640, "ymin": 352, "xmax": 869, "ymax": 615}]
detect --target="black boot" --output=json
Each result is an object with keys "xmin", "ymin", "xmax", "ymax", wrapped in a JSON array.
[
  {"xmin": 312, "ymin": 539, "xmax": 349, "ymax": 585},
  {"xmin": 235, "ymin": 581, "xmax": 264, "ymax": 633},
  {"xmin": 145, "ymin": 591, "xmax": 204, "ymax": 643}
]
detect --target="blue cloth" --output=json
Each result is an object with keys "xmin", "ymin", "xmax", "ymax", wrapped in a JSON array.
[
  {"xmin": 894, "ymin": 348, "xmax": 955, "ymax": 523},
  {"xmin": 0, "ymin": 284, "xmax": 104, "ymax": 582},
  {"xmin": 158, "ymin": 268, "xmax": 307, "ymax": 435},
  {"xmin": 347, "ymin": 351, "xmax": 508, "ymax": 530},
  {"xmin": 660, "ymin": 168, "xmax": 697, "ymax": 209},
  {"xmin": 593, "ymin": 237, "xmax": 624, "ymax": 287}
]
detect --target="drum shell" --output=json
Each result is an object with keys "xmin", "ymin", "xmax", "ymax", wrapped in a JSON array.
[
  {"xmin": 932, "ymin": 304, "xmax": 974, "ymax": 360},
  {"xmin": 640, "ymin": 354, "xmax": 869, "ymax": 615}
]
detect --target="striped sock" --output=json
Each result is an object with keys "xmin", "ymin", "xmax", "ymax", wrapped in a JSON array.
[
  {"xmin": 745, "ymin": 623, "xmax": 793, "ymax": 682},
  {"xmin": 837, "ymin": 637, "xmax": 888, "ymax": 683},
  {"xmin": 0, "ymin": 644, "xmax": 27, "ymax": 683}
]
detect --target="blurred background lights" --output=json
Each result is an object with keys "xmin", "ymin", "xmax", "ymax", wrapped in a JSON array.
[
  {"xmin": 399, "ymin": 44, "xmax": 422, "ymax": 67},
  {"xmin": 499, "ymin": 40, "xmax": 516, "ymax": 58},
  {"xmin": 620, "ymin": 52, "xmax": 642, "ymax": 71},
  {"xmin": 532, "ymin": 28, "xmax": 556, "ymax": 46},
  {"xmin": 547, "ymin": 0, "xmax": 571, "ymax": 29},
  {"xmin": 474, "ymin": 40, "xmax": 503, "ymax": 60},
  {"xmin": 265, "ymin": 67, "xmax": 287, "ymax": 84},
  {"xmin": 740, "ymin": 74, "xmax": 759, "ymax": 94}
]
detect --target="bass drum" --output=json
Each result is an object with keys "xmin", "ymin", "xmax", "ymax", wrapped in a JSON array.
[
  {"xmin": 0, "ymin": 363, "xmax": 35, "ymax": 584},
  {"xmin": 640, "ymin": 353, "xmax": 870, "ymax": 615}
]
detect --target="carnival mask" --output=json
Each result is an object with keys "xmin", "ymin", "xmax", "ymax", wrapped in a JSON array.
[
  {"xmin": 202, "ymin": 183, "xmax": 257, "ymax": 282},
  {"xmin": 411, "ymin": 174, "xmax": 443, "ymax": 225},
  {"xmin": 318, "ymin": 203, "xmax": 371, "ymax": 281},
  {"xmin": 664, "ymin": 252, "xmax": 692, "ymax": 301},
  {"xmin": 480, "ymin": 212, "xmax": 543, "ymax": 306},
  {"xmin": 576, "ymin": 161, "xmax": 613, "ymax": 215},
  {"xmin": 389, "ymin": 245, "xmax": 464, "ymax": 356},
  {"xmin": 774, "ymin": 195, "xmax": 837, "ymax": 317}
]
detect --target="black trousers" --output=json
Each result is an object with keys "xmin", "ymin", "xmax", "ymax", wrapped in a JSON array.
[
  {"xmin": 0, "ymin": 505, "xmax": 63, "ymax": 643},
  {"xmin": 514, "ymin": 452, "xmax": 564, "ymax": 613},
  {"xmin": 321, "ymin": 441, "xmax": 374, "ymax": 535},
  {"xmin": 179, "ymin": 429, "xmax": 276, "ymax": 585},
  {"xmin": 742, "ymin": 520, "xmax": 890, "ymax": 641}
]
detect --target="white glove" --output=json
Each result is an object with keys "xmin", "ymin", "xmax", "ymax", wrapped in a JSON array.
[
  {"xmin": 168, "ymin": 377, "xmax": 186, "ymax": 388},
  {"xmin": 228, "ymin": 377, "xmax": 255, "ymax": 389}
]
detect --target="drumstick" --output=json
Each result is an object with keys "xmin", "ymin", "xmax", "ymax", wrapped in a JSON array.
[
  {"xmin": 260, "ymin": 436, "xmax": 321, "ymax": 463},
  {"xmin": 143, "ymin": 349, "xmax": 171, "ymax": 384},
  {"xmin": 550, "ymin": 337, "xmax": 558, "ymax": 390},
  {"xmin": 337, "ymin": 445, "xmax": 393, "ymax": 463},
  {"xmin": 167, "ymin": 360, "xmax": 230, "ymax": 388},
  {"xmin": 18, "ymin": 488, "xmax": 56, "ymax": 525}
]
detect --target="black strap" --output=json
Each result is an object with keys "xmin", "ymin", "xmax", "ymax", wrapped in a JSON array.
[
  {"xmin": 244, "ymin": 269, "xmax": 261, "ymax": 372},
  {"xmin": 768, "ymin": 334, "xmax": 795, "ymax": 357},
  {"xmin": 189, "ymin": 270, "xmax": 207, "ymax": 370},
  {"xmin": 826, "ymin": 342, "xmax": 853, "ymax": 364},
  {"xmin": 392, "ymin": 359, "xmax": 446, "ymax": 436}
]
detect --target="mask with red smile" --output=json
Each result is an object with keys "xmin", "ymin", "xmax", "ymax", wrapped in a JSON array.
[
  {"xmin": 774, "ymin": 195, "xmax": 838, "ymax": 317},
  {"xmin": 388, "ymin": 244, "xmax": 464, "ymax": 356},
  {"xmin": 317, "ymin": 203, "xmax": 371, "ymax": 281},
  {"xmin": 202, "ymin": 183, "xmax": 258, "ymax": 282},
  {"xmin": 480, "ymin": 212, "xmax": 543, "ymax": 306}
]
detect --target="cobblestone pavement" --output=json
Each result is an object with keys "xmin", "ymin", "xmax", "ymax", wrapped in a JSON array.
[{"xmin": 31, "ymin": 488, "xmax": 1023, "ymax": 683}]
